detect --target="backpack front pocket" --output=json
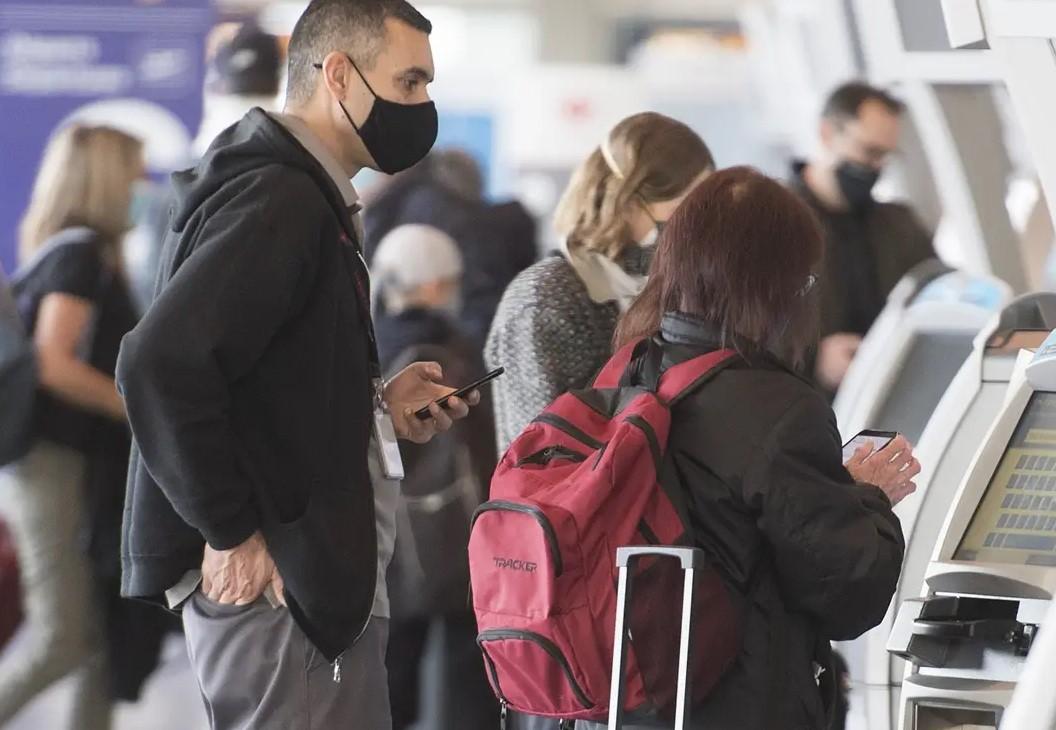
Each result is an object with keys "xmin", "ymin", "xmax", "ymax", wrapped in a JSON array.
[{"xmin": 477, "ymin": 629, "xmax": 596, "ymax": 717}]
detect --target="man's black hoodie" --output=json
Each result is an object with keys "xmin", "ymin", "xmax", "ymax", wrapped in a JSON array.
[{"xmin": 118, "ymin": 109, "xmax": 378, "ymax": 661}]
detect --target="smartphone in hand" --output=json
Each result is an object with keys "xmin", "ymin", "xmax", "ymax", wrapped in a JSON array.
[
  {"xmin": 842, "ymin": 429, "xmax": 897, "ymax": 463},
  {"xmin": 414, "ymin": 367, "xmax": 505, "ymax": 420}
]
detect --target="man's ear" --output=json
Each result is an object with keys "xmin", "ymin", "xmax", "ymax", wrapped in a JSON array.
[{"xmin": 320, "ymin": 51, "xmax": 351, "ymax": 100}]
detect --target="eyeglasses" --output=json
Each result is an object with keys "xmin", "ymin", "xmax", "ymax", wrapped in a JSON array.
[
  {"xmin": 799, "ymin": 274, "xmax": 818, "ymax": 297},
  {"xmin": 836, "ymin": 126, "xmax": 898, "ymax": 167}
]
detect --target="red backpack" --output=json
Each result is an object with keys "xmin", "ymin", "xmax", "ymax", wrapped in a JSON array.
[{"xmin": 469, "ymin": 339, "xmax": 743, "ymax": 723}]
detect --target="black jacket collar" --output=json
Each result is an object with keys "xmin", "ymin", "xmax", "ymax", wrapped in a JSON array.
[
  {"xmin": 658, "ymin": 312, "xmax": 808, "ymax": 384},
  {"xmin": 659, "ymin": 312, "xmax": 728, "ymax": 349}
]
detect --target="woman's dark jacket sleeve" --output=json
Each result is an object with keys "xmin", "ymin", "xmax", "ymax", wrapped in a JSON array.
[{"xmin": 742, "ymin": 392, "xmax": 905, "ymax": 641}]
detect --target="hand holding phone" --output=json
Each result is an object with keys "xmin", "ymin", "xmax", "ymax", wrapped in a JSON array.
[
  {"xmin": 843, "ymin": 430, "xmax": 921, "ymax": 507},
  {"xmin": 414, "ymin": 367, "xmax": 505, "ymax": 420},
  {"xmin": 841, "ymin": 429, "xmax": 897, "ymax": 463}
]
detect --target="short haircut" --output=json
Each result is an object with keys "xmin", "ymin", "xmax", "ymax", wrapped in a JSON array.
[
  {"xmin": 822, "ymin": 81, "xmax": 905, "ymax": 124},
  {"xmin": 286, "ymin": 0, "xmax": 431, "ymax": 106}
]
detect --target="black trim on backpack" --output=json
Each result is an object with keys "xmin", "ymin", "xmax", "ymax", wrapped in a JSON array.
[
  {"xmin": 532, "ymin": 413, "xmax": 605, "ymax": 451},
  {"xmin": 619, "ymin": 338, "xmax": 663, "ymax": 392},
  {"xmin": 625, "ymin": 415, "xmax": 662, "ymax": 473},
  {"xmin": 637, "ymin": 518, "xmax": 661, "ymax": 545}
]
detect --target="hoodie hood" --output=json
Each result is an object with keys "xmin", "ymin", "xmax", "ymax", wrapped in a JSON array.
[
  {"xmin": 172, "ymin": 108, "xmax": 349, "ymax": 236},
  {"xmin": 192, "ymin": 94, "xmax": 278, "ymax": 159}
]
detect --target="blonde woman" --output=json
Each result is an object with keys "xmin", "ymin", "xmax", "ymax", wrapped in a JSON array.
[
  {"xmin": 485, "ymin": 112, "xmax": 715, "ymax": 452},
  {"xmin": 1, "ymin": 124, "xmax": 144, "ymax": 729}
]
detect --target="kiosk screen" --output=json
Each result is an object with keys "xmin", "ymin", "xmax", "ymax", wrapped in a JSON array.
[
  {"xmin": 870, "ymin": 332, "xmax": 974, "ymax": 444},
  {"xmin": 956, "ymin": 391, "xmax": 1056, "ymax": 565}
]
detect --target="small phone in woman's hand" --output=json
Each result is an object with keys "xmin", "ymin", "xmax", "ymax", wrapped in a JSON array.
[{"xmin": 842, "ymin": 429, "xmax": 897, "ymax": 463}]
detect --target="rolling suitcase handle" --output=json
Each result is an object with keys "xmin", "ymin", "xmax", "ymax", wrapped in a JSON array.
[{"xmin": 608, "ymin": 546, "xmax": 703, "ymax": 730}]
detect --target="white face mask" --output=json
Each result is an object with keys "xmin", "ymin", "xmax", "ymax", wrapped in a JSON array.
[
  {"xmin": 636, "ymin": 193, "xmax": 666, "ymax": 247},
  {"xmin": 639, "ymin": 222, "xmax": 664, "ymax": 248}
]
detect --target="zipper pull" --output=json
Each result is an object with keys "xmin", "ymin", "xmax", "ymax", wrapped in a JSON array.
[
  {"xmin": 332, "ymin": 654, "xmax": 344, "ymax": 684},
  {"xmin": 499, "ymin": 699, "xmax": 508, "ymax": 730}
]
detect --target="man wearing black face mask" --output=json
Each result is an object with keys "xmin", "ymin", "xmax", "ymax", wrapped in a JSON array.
[
  {"xmin": 116, "ymin": 1, "xmax": 480, "ymax": 728},
  {"xmin": 791, "ymin": 82, "xmax": 936, "ymax": 396}
]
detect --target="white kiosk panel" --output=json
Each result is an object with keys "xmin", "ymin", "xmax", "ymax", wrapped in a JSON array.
[
  {"xmin": 835, "ymin": 271, "xmax": 1010, "ymax": 445},
  {"xmin": 842, "ymin": 293, "xmax": 1056, "ymax": 730},
  {"xmin": 890, "ymin": 336, "xmax": 1056, "ymax": 729}
]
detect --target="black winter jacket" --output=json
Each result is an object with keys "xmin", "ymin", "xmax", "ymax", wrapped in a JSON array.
[
  {"xmin": 118, "ymin": 109, "xmax": 378, "ymax": 661},
  {"xmin": 656, "ymin": 313, "xmax": 905, "ymax": 729}
]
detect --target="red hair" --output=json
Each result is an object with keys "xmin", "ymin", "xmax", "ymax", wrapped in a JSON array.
[{"xmin": 615, "ymin": 166, "xmax": 824, "ymax": 366}]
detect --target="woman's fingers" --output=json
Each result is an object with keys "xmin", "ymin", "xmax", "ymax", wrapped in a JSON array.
[{"xmin": 901, "ymin": 458, "xmax": 922, "ymax": 481}]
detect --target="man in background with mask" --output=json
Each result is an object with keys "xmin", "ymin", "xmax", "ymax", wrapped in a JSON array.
[
  {"xmin": 792, "ymin": 82, "xmax": 935, "ymax": 395},
  {"xmin": 116, "ymin": 1, "xmax": 477, "ymax": 728}
]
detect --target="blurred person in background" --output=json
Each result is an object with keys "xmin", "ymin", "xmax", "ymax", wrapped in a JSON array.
[
  {"xmin": 372, "ymin": 224, "xmax": 498, "ymax": 730},
  {"xmin": 364, "ymin": 149, "xmax": 538, "ymax": 349},
  {"xmin": 791, "ymin": 82, "xmax": 935, "ymax": 395},
  {"xmin": 455, "ymin": 194, "xmax": 538, "ymax": 348},
  {"xmin": 0, "ymin": 125, "xmax": 156, "ymax": 729},
  {"xmin": 192, "ymin": 21, "xmax": 283, "ymax": 159},
  {"xmin": 364, "ymin": 149, "xmax": 484, "ymax": 252},
  {"xmin": 486, "ymin": 112, "xmax": 715, "ymax": 453},
  {"xmin": 125, "ymin": 21, "xmax": 283, "ymax": 314}
]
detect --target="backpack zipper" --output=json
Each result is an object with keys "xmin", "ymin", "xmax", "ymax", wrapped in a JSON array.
[{"xmin": 515, "ymin": 445, "xmax": 587, "ymax": 467}]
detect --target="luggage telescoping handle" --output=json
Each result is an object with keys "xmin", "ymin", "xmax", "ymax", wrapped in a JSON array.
[{"xmin": 608, "ymin": 546, "xmax": 703, "ymax": 730}]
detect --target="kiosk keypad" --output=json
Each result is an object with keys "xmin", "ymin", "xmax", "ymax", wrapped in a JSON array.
[{"xmin": 956, "ymin": 392, "xmax": 1056, "ymax": 565}]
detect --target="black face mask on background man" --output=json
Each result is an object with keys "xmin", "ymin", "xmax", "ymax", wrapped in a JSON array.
[
  {"xmin": 835, "ymin": 160, "xmax": 881, "ymax": 214},
  {"xmin": 334, "ymin": 54, "xmax": 439, "ymax": 175}
]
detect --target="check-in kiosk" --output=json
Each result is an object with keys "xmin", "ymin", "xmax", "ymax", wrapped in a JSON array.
[
  {"xmin": 834, "ymin": 269, "xmax": 1011, "ymax": 446},
  {"xmin": 998, "ymin": 596, "xmax": 1056, "ymax": 730},
  {"xmin": 889, "ymin": 331, "xmax": 1056, "ymax": 729},
  {"xmin": 842, "ymin": 294, "xmax": 1056, "ymax": 730},
  {"xmin": 835, "ymin": 260, "xmax": 952, "ymax": 428}
]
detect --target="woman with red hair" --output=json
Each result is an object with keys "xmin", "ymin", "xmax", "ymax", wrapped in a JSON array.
[{"xmin": 584, "ymin": 167, "xmax": 918, "ymax": 729}]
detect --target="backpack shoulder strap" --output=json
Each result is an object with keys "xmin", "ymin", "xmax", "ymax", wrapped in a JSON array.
[
  {"xmin": 593, "ymin": 339, "xmax": 649, "ymax": 389},
  {"xmin": 657, "ymin": 348, "xmax": 739, "ymax": 404}
]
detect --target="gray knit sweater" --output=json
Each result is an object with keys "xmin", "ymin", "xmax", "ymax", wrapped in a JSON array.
[{"xmin": 484, "ymin": 249, "xmax": 650, "ymax": 452}]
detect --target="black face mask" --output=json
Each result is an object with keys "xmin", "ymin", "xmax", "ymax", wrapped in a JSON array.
[
  {"xmin": 336, "ymin": 54, "xmax": 438, "ymax": 175},
  {"xmin": 835, "ymin": 160, "xmax": 881, "ymax": 213}
]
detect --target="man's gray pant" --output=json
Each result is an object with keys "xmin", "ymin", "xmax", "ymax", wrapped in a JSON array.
[{"xmin": 183, "ymin": 591, "xmax": 391, "ymax": 730}]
